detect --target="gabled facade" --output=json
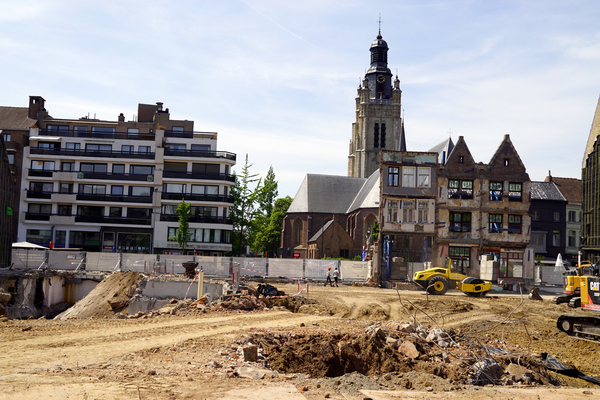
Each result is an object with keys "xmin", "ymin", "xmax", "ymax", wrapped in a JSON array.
[
  {"xmin": 307, "ymin": 219, "xmax": 355, "ymax": 259},
  {"xmin": 582, "ymin": 95, "xmax": 600, "ymax": 262},
  {"xmin": 348, "ymin": 32, "xmax": 404, "ymax": 179},
  {"xmin": 17, "ymin": 97, "xmax": 235, "ymax": 256},
  {"xmin": 545, "ymin": 175, "xmax": 582, "ymax": 264},
  {"xmin": 436, "ymin": 135, "xmax": 532, "ymax": 283}
]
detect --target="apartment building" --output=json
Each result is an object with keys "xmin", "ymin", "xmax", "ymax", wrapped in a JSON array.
[{"xmin": 18, "ymin": 97, "xmax": 235, "ymax": 256}]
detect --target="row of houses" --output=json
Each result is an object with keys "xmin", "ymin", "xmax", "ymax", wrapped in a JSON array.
[{"xmin": 0, "ymin": 97, "xmax": 236, "ymax": 263}]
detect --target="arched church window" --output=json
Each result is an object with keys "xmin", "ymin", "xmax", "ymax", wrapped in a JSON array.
[
  {"xmin": 374, "ymin": 123, "xmax": 379, "ymax": 148},
  {"xmin": 292, "ymin": 219, "xmax": 303, "ymax": 247},
  {"xmin": 381, "ymin": 123, "xmax": 386, "ymax": 148}
]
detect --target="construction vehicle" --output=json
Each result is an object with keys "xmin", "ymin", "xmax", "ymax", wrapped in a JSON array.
[
  {"xmin": 413, "ymin": 258, "xmax": 492, "ymax": 296},
  {"xmin": 553, "ymin": 261, "xmax": 594, "ymax": 305},
  {"xmin": 557, "ymin": 274, "xmax": 600, "ymax": 341}
]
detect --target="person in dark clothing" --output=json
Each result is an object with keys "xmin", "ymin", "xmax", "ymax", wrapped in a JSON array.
[{"xmin": 325, "ymin": 267, "xmax": 333, "ymax": 287}]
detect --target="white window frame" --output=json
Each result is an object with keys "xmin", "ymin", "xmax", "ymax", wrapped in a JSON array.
[
  {"xmin": 402, "ymin": 200, "xmax": 414, "ymax": 223},
  {"xmin": 417, "ymin": 167, "xmax": 430, "ymax": 188},
  {"xmin": 402, "ymin": 167, "xmax": 415, "ymax": 188}
]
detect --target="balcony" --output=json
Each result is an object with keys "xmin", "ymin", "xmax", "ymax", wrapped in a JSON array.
[
  {"xmin": 162, "ymin": 171, "xmax": 235, "ymax": 182},
  {"xmin": 74, "ymin": 215, "xmax": 151, "ymax": 225},
  {"xmin": 164, "ymin": 149, "xmax": 236, "ymax": 161},
  {"xmin": 76, "ymin": 193, "xmax": 153, "ymax": 203},
  {"xmin": 25, "ymin": 213, "xmax": 51, "ymax": 221},
  {"xmin": 38, "ymin": 129, "xmax": 155, "ymax": 141},
  {"xmin": 30, "ymin": 147, "xmax": 155, "ymax": 159},
  {"xmin": 77, "ymin": 172, "xmax": 154, "ymax": 182},
  {"xmin": 164, "ymin": 130, "xmax": 217, "ymax": 139},
  {"xmin": 160, "ymin": 215, "xmax": 233, "ymax": 224},
  {"xmin": 161, "ymin": 193, "xmax": 234, "ymax": 203},
  {"xmin": 26, "ymin": 191, "xmax": 52, "ymax": 199},
  {"xmin": 28, "ymin": 169, "xmax": 53, "ymax": 178}
]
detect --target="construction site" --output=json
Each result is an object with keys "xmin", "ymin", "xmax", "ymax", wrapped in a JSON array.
[{"xmin": 2, "ymin": 250, "xmax": 600, "ymax": 400}]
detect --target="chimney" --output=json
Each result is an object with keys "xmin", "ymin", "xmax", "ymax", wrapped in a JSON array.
[
  {"xmin": 28, "ymin": 96, "xmax": 46, "ymax": 119},
  {"xmin": 156, "ymin": 102, "xmax": 163, "ymax": 111},
  {"xmin": 118, "ymin": 113, "xmax": 125, "ymax": 122}
]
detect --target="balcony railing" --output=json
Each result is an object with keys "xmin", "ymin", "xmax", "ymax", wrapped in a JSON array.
[
  {"xmin": 25, "ymin": 213, "xmax": 51, "ymax": 221},
  {"xmin": 164, "ymin": 149, "xmax": 236, "ymax": 161},
  {"xmin": 26, "ymin": 191, "xmax": 52, "ymax": 199},
  {"xmin": 28, "ymin": 169, "xmax": 53, "ymax": 177},
  {"xmin": 76, "ymin": 194, "xmax": 153, "ymax": 203},
  {"xmin": 74, "ymin": 215, "xmax": 151, "ymax": 225},
  {"xmin": 162, "ymin": 171, "xmax": 235, "ymax": 182},
  {"xmin": 38, "ymin": 129, "xmax": 155, "ymax": 141},
  {"xmin": 160, "ymin": 215, "xmax": 233, "ymax": 224},
  {"xmin": 164, "ymin": 130, "xmax": 217, "ymax": 139},
  {"xmin": 77, "ymin": 172, "xmax": 154, "ymax": 181},
  {"xmin": 161, "ymin": 193, "xmax": 234, "ymax": 203},
  {"xmin": 30, "ymin": 147, "xmax": 155, "ymax": 159}
]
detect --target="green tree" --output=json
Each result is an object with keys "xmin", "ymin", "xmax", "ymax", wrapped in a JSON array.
[
  {"xmin": 249, "ymin": 166, "xmax": 279, "ymax": 253},
  {"xmin": 172, "ymin": 199, "xmax": 193, "ymax": 252},
  {"xmin": 252, "ymin": 195, "xmax": 292, "ymax": 255},
  {"xmin": 230, "ymin": 155, "xmax": 261, "ymax": 256}
]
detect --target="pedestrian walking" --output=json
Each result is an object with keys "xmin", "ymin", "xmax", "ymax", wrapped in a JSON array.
[
  {"xmin": 332, "ymin": 267, "xmax": 340, "ymax": 287},
  {"xmin": 325, "ymin": 267, "xmax": 333, "ymax": 287}
]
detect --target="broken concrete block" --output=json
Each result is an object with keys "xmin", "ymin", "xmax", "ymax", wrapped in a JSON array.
[
  {"xmin": 398, "ymin": 341, "xmax": 420, "ymax": 359},
  {"xmin": 468, "ymin": 358, "xmax": 503, "ymax": 386},
  {"xmin": 242, "ymin": 345, "xmax": 258, "ymax": 362}
]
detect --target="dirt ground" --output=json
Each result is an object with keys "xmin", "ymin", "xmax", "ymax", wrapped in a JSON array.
[{"xmin": 2, "ymin": 275, "xmax": 600, "ymax": 399}]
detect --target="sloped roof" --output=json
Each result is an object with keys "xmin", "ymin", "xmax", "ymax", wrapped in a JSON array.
[
  {"xmin": 308, "ymin": 220, "xmax": 334, "ymax": 242},
  {"xmin": 428, "ymin": 138, "xmax": 454, "ymax": 165},
  {"xmin": 549, "ymin": 177, "xmax": 582, "ymax": 204},
  {"xmin": 488, "ymin": 134, "xmax": 527, "ymax": 175},
  {"xmin": 583, "ymin": 95, "xmax": 600, "ymax": 169},
  {"xmin": 530, "ymin": 181, "xmax": 567, "ymax": 202},
  {"xmin": 346, "ymin": 170, "xmax": 379, "ymax": 213},
  {"xmin": 0, "ymin": 106, "xmax": 36, "ymax": 129},
  {"xmin": 287, "ymin": 174, "xmax": 367, "ymax": 214},
  {"xmin": 398, "ymin": 120, "xmax": 407, "ymax": 152}
]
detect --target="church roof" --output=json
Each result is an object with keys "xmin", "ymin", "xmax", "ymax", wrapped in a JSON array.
[
  {"xmin": 346, "ymin": 170, "xmax": 380, "ymax": 213},
  {"xmin": 398, "ymin": 120, "xmax": 407, "ymax": 152},
  {"xmin": 583, "ymin": 95, "xmax": 600, "ymax": 169},
  {"xmin": 428, "ymin": 138, "xmax": 454, "ymax": 165},
  {"xmin": 287, "ymin": 174, "xmax": 368, "ymax": 214}
]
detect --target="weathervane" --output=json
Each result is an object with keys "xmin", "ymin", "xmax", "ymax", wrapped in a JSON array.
[{"xmin": 378, "ymin": 14, "xmax": 382, "ymax": 34}]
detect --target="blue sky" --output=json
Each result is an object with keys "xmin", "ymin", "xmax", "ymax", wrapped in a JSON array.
[{"xmin": 2, "ymin": 0, "xmax": 600, "ymax": 198}]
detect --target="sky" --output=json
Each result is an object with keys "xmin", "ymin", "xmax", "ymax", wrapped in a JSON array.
[{"xmin": 2, "ymin": 0, "xmax": 600, "ymax": 199}]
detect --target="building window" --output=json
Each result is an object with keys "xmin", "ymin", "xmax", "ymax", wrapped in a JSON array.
[
  {"xmin": 449, "ymin": 212, "xmax": 471, "ymax": 232},
  {"xmin": 568, "ymin": 230, "xmax": 576, "ymax": 247},
  {"xmin": 109, "ymin": 207, "xmax": 122, "ymax": 217},
  {"xmin": 504, "ymin": 159, "xmax": 509, "ymax": 166},
  {"xmin": 388, "ymin": 167, "xmax": 399, "ymax": 187},
  {"xmin": 28, "ymin": 203, "xmax": 52, "ymax": 214},
  {"xmin": 532, "ymin": 210, "xmax": 540, "ymax": 221},
  {"xmin": 489, "ymin": 214, "xmax": 503, "ymax": 233},
  {"xmin": 402, "ymin": 200, "xmax": 414, "ymax": 223},
  {"xmin": 55, "ymin": 231, "xmax": 66, "ymax": 246},
  {"xmin": 80, "ymin": 163, "xmax": 108, "ymax": 173},
  {"xmin": 489, "ymin": 182, "xmax": 503, "ymax": 201},
  {"xmin": 59, "ymin": 183, "xmax": 73, "ymax": 194},
  {"xmin": 111, "ymin": 185, "xmax": 124, "ymax": 195},
  {"xmin": 47, "ymin": 125, "xmax": 69, "ymax": 133},
  {"xmin": 77, "ymin": 205, "xmax": 104, "ymax": 216},
  {"xmin": 121, "ymin": 145, "xmax": 134, "ymax": 153},
  {"xmin": 129, "ymin": 186, "xmax": 152, "ymax": 196},
  {"xmin": 85, "ymin": 143, "xmax": 112, "ymax": 152},
  {"xmin": 387, "ymin": 200, "xmax": 398, "ymax": 222},
  {"xmin": 458, "ymin": 156, "xmax": 464, "ymax": 163},
  {"xmin": 508, "ymin": 215, "xmax": 522, "ymax": 234},
  {"xmin": 7, "ymin": 154, "xmax": 14, "ymax": 164},
  {"xmin": 292, "ymin": 219, "xmax": 303, "ymax": 247},
  {"xmin": 380, "ymin": 123, "xmax": 386, "ymax": 148},
  {"xmin": 113, "ymin": 164, "xmax": 125, "ymax": 174},
  {"xmin": 2, "ymin": 133, "xmax": 10, "ymax": 142},
  {"xmin": 168, "ymin": 143, "xmax": 186, "ymax": 150},
  {"xmin": 191, "ymin": 206, "xmax": 218, "ymax": 217},
  {"xmin": 79, "ymin": 184, "xmax": 106, "ymax": 195},
  {"xmin": 417, "ymin": 168, "xmax": 430, "ymax": 188},
  {"xmin": 418, "ymin": 201, "xmax": 429, "ymax": 223},
  {"xmin": 374, "ymin": 123, "xmax": 379, "ymax": 148},
  {"xmin": 553, "ymin": 212, "xmax": 560, "ymax": 222},
  {"xmin": 29, "ymin": 181, "xmax": 53, "ymax": 193},
  {"xmin": 448, "ymin": 180, "xmax": 473, "ymax": 199},
  {"xmin": 65, "ymin": 142, "xmax": 80, "ymax": 150},
  {"xmin": 167, "ymin": 227, "xmax": 178, "ymax": 241},
  {"xmin": 508, "ymin": 183, "xmax": 522, "ymax": 202},
  {"xmin": 163, "ymin": 183, "xmax": 186, "ymax": 193},
  {"xmin": 568, "ymin": 211, "xmax": 577, "ymax": 222},
  {"xmin": 62, "ymin": 162, "xmax": 75, "ymax": 172},
  {"xmin": 128, "ymin": 208, "xmax": 151, "ymax": 219},
  {"xmin": 191, "ymin": 144, "xmax": 210, "ymax": 152},
  {"xmin": 91, "ymin": 126, "xmax": 115, "ymax": 134},
  {"xmin": 139, "ymin": 146, "xmax": 151, "ymax": 153},
  {"xmin": 130, "ymin": 165, "xmax": 154, "ymax": 175},
  {"xmin": 26, "ymin": 229, "xmax": 52, "ymax": 244},
  {"xmin": 191, "ymin": 185, "xmax": 219, "ymax": 195},
  {"xmin": 31, "ymin": 160, "xmax": 55, "ymax": 171},
  {"xmin": 73, "ymin": 126, "xmax": 87, "ymax": 133},
  {"xmin": 58, "ymin": 205, "xmax": 72, "ymax": 215},
  {"xmin": 402, "ymin": 167, "xmax": 415, "ymax": 188},
  {"xmin": 531, "ymin": 231, "xmax": 546, "ymax": 247},
  {"xmin": 553, "ymin": 230, "xmax": 561, "ymax": 246}
]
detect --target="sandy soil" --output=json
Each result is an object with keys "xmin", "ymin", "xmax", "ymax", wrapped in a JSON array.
[{"xmin": 1, "ymin": 277, "xmax": 600, "ymax": 399}]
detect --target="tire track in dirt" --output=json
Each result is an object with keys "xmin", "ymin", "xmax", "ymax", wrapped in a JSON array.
[{"xmin": 0, "ymin": 311, "xmax": 334, "ymax": 371}]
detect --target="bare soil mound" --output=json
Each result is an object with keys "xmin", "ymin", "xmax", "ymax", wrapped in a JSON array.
[{"xmin": 55, "ymin": 271, "xmax": 140, "ymax": 320}]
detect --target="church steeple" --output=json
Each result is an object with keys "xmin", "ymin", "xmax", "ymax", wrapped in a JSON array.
[{"xmin": 365, "ymin": 32, "xmax": 393, "ymax": 100}]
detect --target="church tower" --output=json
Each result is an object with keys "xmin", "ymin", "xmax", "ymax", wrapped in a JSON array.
[{"xmin": 348, "ymin": 31, "xmax": 404, "ymax": 178}]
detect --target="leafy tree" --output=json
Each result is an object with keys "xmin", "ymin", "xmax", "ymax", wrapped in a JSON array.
[
  {"xmin": 252, "ymin": 195, "xmax": 292, "ymax": 255},
  {"xmin": 230, "ymin": 155, "xmax": 261, "ymax": 255},
  {"xmin": 172, "ymin": 199, "xmax": 193, "ymax": 252}
]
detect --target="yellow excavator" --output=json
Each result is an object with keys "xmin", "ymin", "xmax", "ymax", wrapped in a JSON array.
[
  {"xmin": 557, "ymin": 271, "xmax": 600, "ymax": 341},
  {"xmin": 553, "ymin": 261, "xmax": 594, "ymax": 305},
  {"xmin": 413, "ymin": 258, "xmax": 492, "ymax": 297}
]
